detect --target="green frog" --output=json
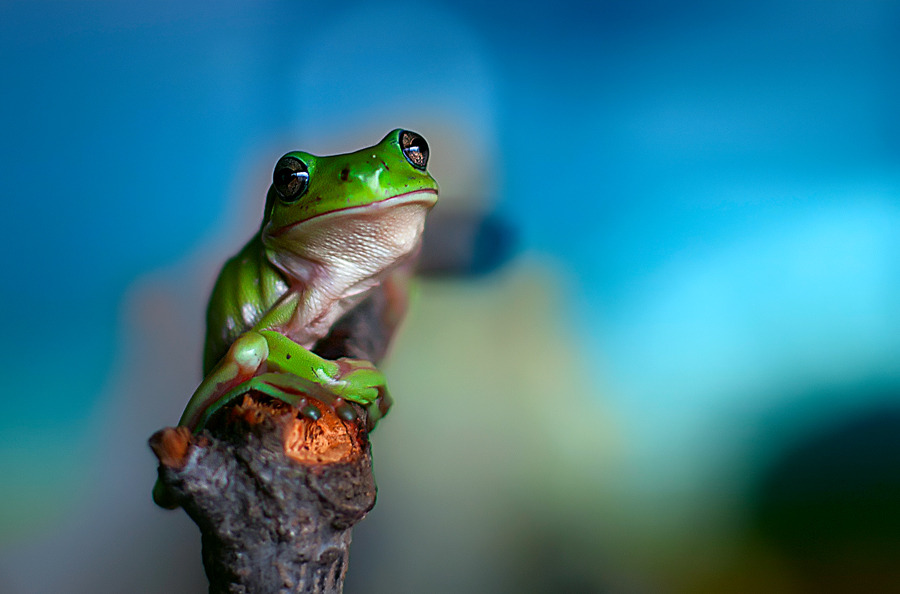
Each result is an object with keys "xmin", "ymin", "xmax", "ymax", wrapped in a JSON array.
[{"xmin": 177, "ymin": 129, "xmax": 438, "ymax": 433}]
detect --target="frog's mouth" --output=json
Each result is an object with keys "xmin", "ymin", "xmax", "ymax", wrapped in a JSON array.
[
  {"xmin": 265, "ymin": 188, "xmax": 438, "ymax": 238},
  {"xmin": 262, "ymin": 188, "xmax": 437, "ymax": 290}
]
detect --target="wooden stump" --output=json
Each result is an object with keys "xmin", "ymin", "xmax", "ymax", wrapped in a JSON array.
[{"xmin": 150, "ymin": 394, "xmax": 377, "ymax": 594}]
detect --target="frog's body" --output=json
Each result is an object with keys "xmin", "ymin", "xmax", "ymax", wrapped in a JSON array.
[
  {"xmin": 203, "ymin": 233, "xmax": 288, "ymax": 373},
  {"xmin": 176, "ymin": 129, "xmax": 437, "ymax": 433}
]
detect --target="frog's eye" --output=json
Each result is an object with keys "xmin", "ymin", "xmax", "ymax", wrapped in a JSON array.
[
  {"xmin": 400, "ymin": 130, "xmax": 429, "ymax": 170},
  {"xmin": 273, "ymin": 156, "xmax": 309, "ymax": 203}
]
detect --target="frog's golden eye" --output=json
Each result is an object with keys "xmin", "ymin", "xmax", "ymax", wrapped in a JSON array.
[
  {"xmin": 273, "ymin": 156, "xmax": 309, "ymax": 203},
  {"xmin": 400, "ymin": 130, "xmax": 429, "ymax": 170}
]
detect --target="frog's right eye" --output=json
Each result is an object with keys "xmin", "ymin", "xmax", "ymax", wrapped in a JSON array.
[
  {"xmin": 400, "ymin": 130, "xmax": 429, "ymax": 170},
  {"xmin": 273, "ymin": 156, "xmax": 309, "ymax": 203}
]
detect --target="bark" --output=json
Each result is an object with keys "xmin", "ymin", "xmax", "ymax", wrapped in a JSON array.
[{"xmin": 150, "ymin": 396, "xmax": 376, "ymax": 594}]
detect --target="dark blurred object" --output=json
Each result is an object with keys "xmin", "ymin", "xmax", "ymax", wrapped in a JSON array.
[
  {"xmin": 749, "ymin": 400, "xmax": 900, "ymax": 594},
  {"xmin": 314, "ymin": 282, "xmax": 401, "ymax": 364},
  {"xmin": 418, "ymin": 209, "xmax": 516, "ymax": 277}
]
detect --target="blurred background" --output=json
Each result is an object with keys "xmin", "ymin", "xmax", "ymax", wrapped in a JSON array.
[{"xmin": 2, "ymin": 1, "xmax": 899, "ymax": 592}]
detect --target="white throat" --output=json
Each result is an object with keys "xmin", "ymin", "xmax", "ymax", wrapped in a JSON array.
[{"xmin": 263, "ymin": 202, "xmax": 431, "ymax": 346}]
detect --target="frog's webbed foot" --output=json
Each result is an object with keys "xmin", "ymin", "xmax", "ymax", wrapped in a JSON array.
[
  {"xmin": 258, "ymin": 330, "xmax": 392, "ymax": 427},
  {"xmin": 255, "ymin": 370, "xmax": 393, "ymax": 432},
  {"xmin": 192, "ymin": 371, "xmax": 392, "ymax": 432},
  {"xmin": 180, "ymin": 330, "xmax": 393, "ymax": 433},
  {"xmin": 330, "ymin": 358, "xmax": 386, "ymax": 402},
  {"xmin": 330, "ymin": 358, "xmax": 393, "ymax": 430}
]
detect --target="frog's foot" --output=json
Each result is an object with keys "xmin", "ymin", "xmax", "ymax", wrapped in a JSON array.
[
  {"xmin": 255, "ymin": 331, "xmax": 392, "ymax": 427},
  {"xmin": 189, "ymin": 371, "xmax": 392, "ymax": 433},
  {"xmin": 331, "ymin": 358, "xmax": 393, "ymax": 430},
  {"xmin": 329, "ymin": 358, "xmax": 386, "ymax": 402}
]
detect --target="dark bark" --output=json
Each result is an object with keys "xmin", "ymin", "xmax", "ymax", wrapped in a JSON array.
[
  {"xmin": 150, "ymin": 397, "xmax": 376, "ymax": 593},
  {"xmin": 313, "ymin": 283, "xmax": 398, "ymax": 363}
]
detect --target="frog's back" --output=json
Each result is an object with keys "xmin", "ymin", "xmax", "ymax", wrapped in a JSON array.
[{"xmin": 203, "ymin": 233, "xmax": 289, "ymax": 374}]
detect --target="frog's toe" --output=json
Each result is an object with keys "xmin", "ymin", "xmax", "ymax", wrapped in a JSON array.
[
  {"xmin": 295, "ymin": 398, "xmax": 357, "ymax": 422},
  {"xmin": 332, "ymin": 358, "xmax": 386, "ymax": 403},
  {"xmin": 293, "ymin": 382, "xmax": 389, "ymax": 429},
  {"xmin": 333, "ymin": 399, "xmax": 359, "ymax": 421},
  {"xmin": 189, "ymin": 371, "xmax": 388, "ymax": 432}
]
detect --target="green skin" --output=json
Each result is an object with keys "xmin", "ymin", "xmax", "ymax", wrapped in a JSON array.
[{"xmin": 177, "ymin": 129, "xmax": 438, "ymax": 433}]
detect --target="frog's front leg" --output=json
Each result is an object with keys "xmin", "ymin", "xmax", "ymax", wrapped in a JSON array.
[
  {"xmin": 179, "ymin": 329, "xmax": 389, "ymax": 432},
  {"xmin": 258, "ymin": 330, "xmax": 387, "ymax": 403}
]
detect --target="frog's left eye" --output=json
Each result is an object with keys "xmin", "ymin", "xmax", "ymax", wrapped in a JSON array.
[
  {"xmin": 273, "ymin": 156, "xmax": 309, "ymax": 203},
  {"xmin": 400, "ymin": 130, "xmax": 429, "ymax": 170}
]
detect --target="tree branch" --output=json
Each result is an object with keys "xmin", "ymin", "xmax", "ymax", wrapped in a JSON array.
[{"xmin": 150, "ymin": 395, "xmax": 376, "ymax": 593}]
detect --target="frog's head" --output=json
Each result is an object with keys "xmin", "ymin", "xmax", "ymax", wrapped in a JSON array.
[{"xmin": 261, "ymin": 129, "xmax": 439, "ymax": 285}]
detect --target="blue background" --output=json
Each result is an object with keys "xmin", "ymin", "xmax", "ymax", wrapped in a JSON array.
[{"xmin": 2, "ymin": 1, "xmax": 899, "ymax": 592}]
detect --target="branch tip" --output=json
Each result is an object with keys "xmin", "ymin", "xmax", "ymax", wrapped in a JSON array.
[{"xmin": 148, "ymin": 426, "xmax": 193, "ymax": 469}]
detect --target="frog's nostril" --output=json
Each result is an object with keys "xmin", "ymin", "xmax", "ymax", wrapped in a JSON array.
[{"xmin": 340, "ymin": 168, "xmax": 350, "ymax": 182}]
